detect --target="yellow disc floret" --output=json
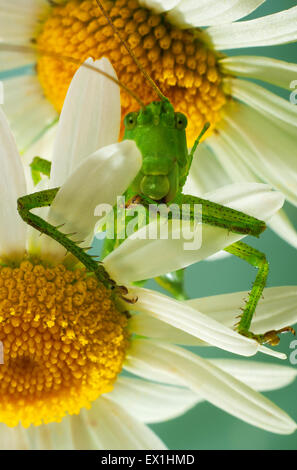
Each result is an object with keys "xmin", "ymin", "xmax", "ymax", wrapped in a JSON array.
[
  {"xmin": 36, "ymin": 0, "xmax": 226, "ymax": 145},
  {"xmin": 0, "ymin": 260, "xmax": 129, "ymax": 428}
]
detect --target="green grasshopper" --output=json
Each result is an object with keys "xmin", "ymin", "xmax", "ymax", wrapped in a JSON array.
[{"xmin": 16, "ymin": 0, "xmax": 295, "ymax": 347}]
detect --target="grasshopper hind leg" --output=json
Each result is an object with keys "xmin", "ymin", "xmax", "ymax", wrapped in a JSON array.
[{"xmin": 225, "ymin": 241, "xmax": 295, "ymax": 346}]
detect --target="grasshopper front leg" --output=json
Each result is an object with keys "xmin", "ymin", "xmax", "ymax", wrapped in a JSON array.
[{"xmin": 17, "ymin": 189, "xmax": 115, "ymax": 289}]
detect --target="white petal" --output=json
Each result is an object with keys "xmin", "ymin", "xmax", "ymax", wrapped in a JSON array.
[
  {"xmin": 183, "ymin": 143, "xmax": 232, "ymax": 196},
  {"xmin": 130, "ymin": 312, "xmax": 204, "ymax": 345},
  {"xmin": 42, "ymin": 141, "xmax": 142, "ymax": 261},
  {"xmin": 129, "ymin": 287, "xmax": 258, "ymax": 356},
  {"xmin": 139, "ymin": 0, "xmax": 180, "ymax": 14},
  {"xmin": 104, "ymin": 183, "xmax": 284, "ymax": 283},
  {"xmin": 0, "ymin": 106, "xmax": 27, "ymax": 260},
  {"xmin": 224, "ymin": 78, "xmax": 297, "ymax": 128},
  {"xmin": 258, "ymin": 346, "xmax": 287, "ymax": 361},
  {"xmin": 0, "ymin": 0, "xmax": 49, "ymax": 42},
  {"xmin": 219, "ymin": 102, "xmax": 297, "ymax": 206},
  {"xmin": 268, "ymin": 210, "xmax": 297, "ymax": 250},
  {"xmin": 186, "ymin": 286, "xmax": 297, "ymax": 335},
  {"xmin": 26, "ymin": 418, "xmax": 75, "ymax": 450},
  {"xmin": 126, "ymin": 340, "xmax": 297, "ymax": 434},
  {"xmin": 220, "ymin": 56, "xmax": 297, "ymax": 90},
  {"xmin": 0, "ymin": 424, "xmax": 30, "ymax": 450},
  {"xmin": 73, "ymin": 397, "xmax": 167, "ymax": 450},
  {"xmin": 26, "ymin": 425, "xmax": 52, "ymax": 450},
  {"xmin": 50, "ymin": 57, "xmax": 121, "ymax": 187},
  {"xmin": 203, "ymin": 134, "xmax": 297, "ymax": 249},
  {"xmin": 0, "ymin": 49, "xmax": 35, "ymax": 73},
  {"xmin": 2, "ymin": 75, "xmax": 57, "ymax": 153},
  {"xmin": 124, "ymin": 354, "xmax": 296, "ymax": 394},
  {"xmin": 167, "ymin": 0, "xmax": 264, "ymax": 28},
  {"xmin": 121, "ymin": 360, "xmax": 296, "ymax": 419},
  {"xmin": 207, "ymin": 6, "xmax": 297, "ymax": 49},
  {"xmin": 47, "ymin": 419, "xmax": 75, "ymax": 450},
  {"xmin": 210, "ymin": 360, "xmax": 297, "ymax": 392},
  {"xmin": 109, "ymin": 377, "xmax": 200, "ymax": 423},
  {"xmin": 207, "ymin": 140, "xmax": 259, "ymax": 210}
]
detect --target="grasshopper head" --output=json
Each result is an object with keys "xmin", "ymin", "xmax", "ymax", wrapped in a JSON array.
[
  {"xmin": 123, "ymin": 100, "xmax": 188, "ymax": 203},
  {"xmin": 124, "ymin": 99, "xmax": 187, "ymax": 133}
]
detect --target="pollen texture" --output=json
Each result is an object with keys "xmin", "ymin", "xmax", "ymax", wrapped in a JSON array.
[
  {"xmin": 0, "ymin": 261, "xmax": 129, "ymax": 428},
  {"xmin": 36, "ymin": 0, "xmax": 226, "ymax": 145}
]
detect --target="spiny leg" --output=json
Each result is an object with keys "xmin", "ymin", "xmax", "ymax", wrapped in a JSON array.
[
  {"xmin": 225, "ymin": 241, "xmax": 295, "ymax": 345},
  {"xmin": 17, "ymin": 189, "xmax": 115, "ymax": 290},
  {"xmin": 126, "ymin": 193, "xmax": 266, "ymax": 300},
  {"xmin": 173, "ymin": 194, "xmax": 266, "ymax": 237},
  {"xmin": 30, "ymin": 157, "xmax": 52, "ymax": 186}
]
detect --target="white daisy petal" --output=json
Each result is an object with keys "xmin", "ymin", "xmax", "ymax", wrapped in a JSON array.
[
  {"xmin": 220, "ymin": 56, "xmax": 297, "ymax": 90},
  {"xmin": 183, "ymin": 143, "xmax": 232, "ymax": 196},
  {"xmin": 0, "ymin": 424, "xmax": 30, "ymax": 450},
  {"xmin": 210, "ymin": 360, "xmax": 297, "ymax": 392},
  {"xmin": 47, "ymin": 419, "xmax": 75, "ymax": 450},
  {"xmin": 202, "ymin": 134, "xmax": 297, "ymax": 250},
  {"xmin": 126, "ymin": 340, "xmax": 297, "ymax": 434},
  {"xmin": 104, "ymin": 183, "xmax": 284, "ymax": 283},
  {"xmin": 42, "ymin": 140, "xmax": 142, "ymax": 261},
  {"xmin": 0, "ymin": 0, "xmax": 49, "ymax": 43},
  {"xmin": 25, "ymin": 419, "xmax": 75, "ymax": 450},
  {"xmin": 258, "ymin": 346, "xmax": 287, "ymax": 361},
  {"xmin": 0, "ymin": 49, "xmax": 35, "ymax": 72},
  {"xmin": 139, "ymin": 0, "xmax": 180, "ymax": 14},
  {"xmin": 220, "ymin": 103, "xmax": 297, "ymax": 206},
  {"xmin": 75, "ymin": 398, "xmax": 167, "ymax": 450},
  {"xmin": 50, "ymin": 57, "xmax": 121, "ymax": 187},
  {"xmin": 26, "ymin": 425, "xmax": 52, "ymax": 450},
  {"xmin": 2, "ymin": 76, "xmax": 57, "ymax": 153},
  {"xmin": 186, "ymin": 286, "xmax": 297, "ymax": 335},
  {"xmin": 0, "ymin": 106, "xmax": 27, "ymax": 261},
  {"xmin": 130, "ymin": 312, "xmax": 204, "ymax": 346},
  {"xmin": 268, "ymin": 210, "xmax": 297, "ymax": 250},
  {"xmin": 224, "ymin": 78, "xmax": 297, "ymax": 128},
  {"xmin": 109, "ymin": 377, "xmax": 200, "ymax": 423},
  {"xmin": 167, "ymin": 0, "xmax": 264, "ymax": 29},
  {"xmin": 70, "ymin": 414, "xmax": 101, "ymax": 450},
  {"xmin": 207, "ymin": 133, "xmax": 260, "ymax": 185},
  {"xmin": 207, "ymin": 6, "xmax": 297, "ymax": 49},
  {"xmin": 129, "ymin": 287, "xmax": 258, "ymax": 356}
]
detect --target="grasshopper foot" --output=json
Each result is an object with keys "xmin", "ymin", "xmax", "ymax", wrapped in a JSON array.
[{"xmin": 239, "ymin": 326, "xmax": 295, "ymax": 346}]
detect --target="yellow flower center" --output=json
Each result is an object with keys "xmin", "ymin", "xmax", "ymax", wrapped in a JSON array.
[
  {"xmin": 36, "ymin": 0, "xmax": 226, "ymax": 145},
  {"xmin": 0, "ymin": 260, "xmax": 129, "ymax": 428}
]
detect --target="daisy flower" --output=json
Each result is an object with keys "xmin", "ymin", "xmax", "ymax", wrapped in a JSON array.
[
  {"xmin": 0, "ymin": 56, "xmax": 296, "ymax": 449},
  {"xmin": 0, "ymin": 0, "xmax": 297, "ymax": 249}
]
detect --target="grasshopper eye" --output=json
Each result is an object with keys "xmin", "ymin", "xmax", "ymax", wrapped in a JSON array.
[
  {"xmin": 124, "ymin": 112, "xmax": 138, "ymax": 130},
  {"xmin": 175, "ymin": 112, "xmax": 187, "ymax": 130}
]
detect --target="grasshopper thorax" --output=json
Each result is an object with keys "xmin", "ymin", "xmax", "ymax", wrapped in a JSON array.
[{"xmin": 123, "ymin": 100, "xmax": 189, "ymax": 203}]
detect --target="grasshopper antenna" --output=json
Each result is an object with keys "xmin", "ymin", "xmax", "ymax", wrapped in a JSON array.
[
  {"xmin": 0, "ymin": 42, "xmax": 145, "ymax": 108},
  {"xmin": 95, "ymin": 0, "xmax": 167, "ymax": 102}
]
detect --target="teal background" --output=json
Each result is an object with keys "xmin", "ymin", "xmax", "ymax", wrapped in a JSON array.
[
  {"xmin": 0, "ymin": 0, "xmax": 296, "ymax": 452},
  {"xmin": 148, "ymin": 0, "xmax": 297, "ymax": 450}
]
